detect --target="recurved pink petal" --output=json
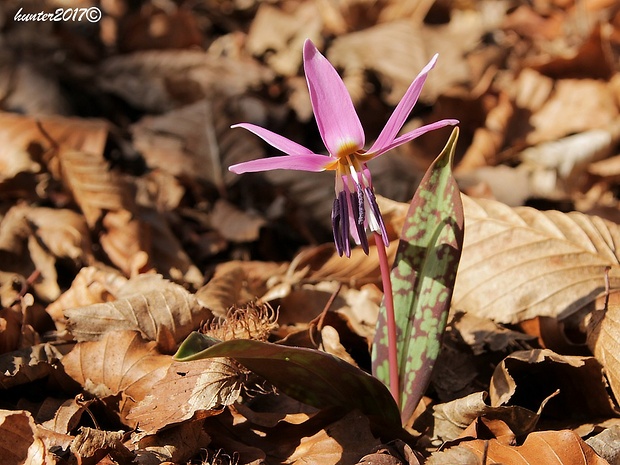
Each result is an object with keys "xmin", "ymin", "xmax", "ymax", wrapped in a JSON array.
[
  {"xmin": 303, "ymin": 40, "xmax": 364, "ymax": 157},
  {"xmin": 368, "ymin": 54, "xmax": 439, "ymax": 154},
  {"xmin": 229, "ymin": 154, "xmax": 329, "ymax": 174},
  {"xmin": 372, "ymin": 119, "xmax": 459, "ymax": 157},
  {"xmin": 232, "ymin": 123, "xmax": 316, "ymax": 156}
]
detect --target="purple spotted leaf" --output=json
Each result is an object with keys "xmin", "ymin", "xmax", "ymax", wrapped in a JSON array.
[
  {"xmin": 174, "ymin": 332, "xmax": 403, "ymax": 435},
  {"xmin": 371, "ymin": 127, "xmax": 464, "ymax": 423}
]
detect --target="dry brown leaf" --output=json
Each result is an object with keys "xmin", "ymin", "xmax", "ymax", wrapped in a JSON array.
[
  {"xmin": 99, "ymin": 210, "xmax": 151, "ymax": 277},
  {"xmin": 0, "ymin": 409, "xmax": 41, "ymax": 465},
  {"xmin": 278, "ymin": 410, "xmax": 382, "ymax": 465},
  {"xmin": 0, "ymin": 343, "xmax": 68, "ymax": 390},
  {"xmin": 46, "ymin": 266, "xmax": 128, "ymax": 324},
  {"xmin": 127, "ymin": 358, "xmax": 243, "ymax": 434},
  {"xmin": 210, "ymin": 199, "xmax": 267, "ymax": 243},
  {"xmin": 129, "ymin": 421, "xmax": 210, "ymax": 464},
  {"xmin": 0, "ymin": 112, "xmax": 108, "ymax": 183},
  {"xmin": 138, "ymin": 208, "xmax": 203, "ymax": 287},
  {"xmin": 587, "ymin": 304, "xmax": 620, "ymax": 407},
  {"xmin": 527, "ymin": 79, "xmax": 619, "ymax": 145},
  {"xmin": 286, "ymin": 241, "xmax": 398, "ymax": 287},
  {"xmin": 455, "ymin": 92, "xmax": 515, "ymax": 173},
  {"xmin": 58, "ymin": 149, "xmax": 133, "ymax": 229},
  {"xmin": 454, "ymin": 195, "xmax": 620, "ymax": 324},
  {"xmin": 453, "ymin": 312, "xmax": 537, "ymax": 356},
  {"xmin": 457, "ymin": 429, "xmax": 610, "ymax": 465},
  {"xmin": 432, "ymin": 391, "xmax": 540, "ymax": 442},
  {"xmin": 64, "ymin": 275, "xmax": 208, "ymax": 353},
  {"xmin": 0, "ymin": 205, "xmax": 93, "ymax": 302},
  {"xmin": 70, "ymin": 427, "xmax": 132, "ymax": 463},
  {"xmin": 196, "ymin": 260, "xmax": 285, "ymax": 317},
  {"xmin": 62, "ymin": 331, "xmax": 171, "ymax": 426},
  {"xmin": 97, "ymin": 49, "xmax": 273, "ymax": 112},
  {"xmin": 35, "ymin": 396, "xmax": 95, "ymax": 435},
  {"xmin": 131, "ymin": 98, "xmax": 267, "ymax": 190},
  {"xmin": 489, "ymin": 349, "xmax": 616, "ymax": 421},
  {"xmin": 246, "ymin": 3, "xmax": 322, "ymax": 77}
]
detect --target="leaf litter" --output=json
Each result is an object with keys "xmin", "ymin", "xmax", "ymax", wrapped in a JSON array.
[{"xmin": 1, "ymin": 0, "xmax": 620, "ymax": 464}]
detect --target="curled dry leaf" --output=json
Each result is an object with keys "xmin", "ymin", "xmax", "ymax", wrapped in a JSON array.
[
  {"xmin": 433, "ymin": 391, "xmax": 540, "ymax": 442},
  {"xmin": 586, "ymin": 425, "xmax": 620, "ymax": 465},
  {"xmin": 527, "ymin": 79, "xmax": 619, "ymax": 146},
  {"xmin": 277, "ymin": 410, "xmax": 382, "ymax": 465},
  {"xmin": 456, "ymin": 429, "xmax": 610, "ymax": 465},
  {"xmin": 196, "ymin": 260, "xmax": 285, "ymax": 316},
  {"xmin": 97, "ymin": 50, "xmax": 273, "ymax": 112},
  {"xmin": 210, "ymin": 199, "xmax": 267, "ymax": 243},
  {"xmin": 46, "ymin": 266, "xmax": 128, "ymax": 324},
  {"xmin": 64, "ymin": 276, "xmax": 208, "ymax": 354},
  {"xmin": 127, "ymin": 358, "xmax": 243, "ymax": 434},
  {"xmin": 131, "ymin": 98, "xmax": 267, "ymax": 189},
  {"xmin": 489, "ymin": 349, "xmax": 616, "ymax": 422},
  {"xmin": 130, "ymin": 421, "xmax": 210, "ymax": 464},
  {"xmin": 62, "ymin": 331, "xmax": 171, "ymax": 426},
  {"xmin": 0, "ymin": 205, "xmax": 93, "ymax": 302},
  {"xmin": 0, "ymin": 112, "xmax": 109, "ymax": 183},
  {"xmin": 99, "ymin": 209, "xmax": 151, "ymax": 277},
  {"xmin": 454, "ymin": 195, "xmax": 620, "ymax": 324},
  {"xmin": 0, "ymin": 409, "xmax": 40, "ymax": 465},
  {"xmin": 70, "ymin": 427, "xmax": 132, "ymax": 463},
  {"xmin": 0, "ymin": 343, "xmax": 70, "ymax": 390},
  {"xmin": 57, "ymin": 149, "xmax": 133, "ymax": 228},
  {"xmin": 246, "ymin": 3, "xmax": 322, "ymax": 77},
  {"xmin": 587, "ymin": 303, "xmax": 620, "ymax": 407}
]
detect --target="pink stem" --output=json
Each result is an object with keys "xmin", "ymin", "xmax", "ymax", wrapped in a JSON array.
[{"xmin": 374, "ymin": 233, "xmax": 400, "ymax": 407}]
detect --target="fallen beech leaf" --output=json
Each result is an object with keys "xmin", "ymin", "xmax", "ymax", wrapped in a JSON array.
[
  {"xmin": 64, "ymin": 277, "xmax": 207, "ymax": 353},
  {"xmin": 97, "ymin": 50, "xmax": 273, "ymax": 112},
  {"xmin": 458, "ymin": 429, "xmax": 610, "ymax": 465},
  {"xmin": 70, "ymin": 427, "xmax": 132, "ymax": 463},
  {"xmin": 0, "ymin": 409, "xmax": 37, "ymax": 464},
  {"xmin": 0, "ymin": 112, "xmax": 108, "ymax": 183},
  {"xmin": 57, "ymin": 147, "xmax": 133, "ymax": 227},
  {"xmin": 131, "ymin": 421, "xmax": 210, "ymax": 464},
  {"xmin": 0, "ymin": 343, "xmax": 70, "ymax": 390},
  {"xmin": 210, "ymin": 199, "xmax": 266, "ymax": 243},
  {"xmin": 527, "ymin": 79, "xmax": 619, "ymax": 145},
  {"xmin": 36, "ymin": 396, "xmax": 95, "ymax": 435},
  {"xmin": 132, "ymin": 98, "xmax": 265, "ymax": 189},
  {"xmin": 46, "ymin": 266, "xmax": 128, "ymax": 324},
  {"xmin": 127, "ymin": 358, "xmax": 242, "ymax": 434},
  {"xmin": 283, "ymin": 410, "xmax": 381, "ymax": 465},
  {"xmin": 62, "ymin": 331, "xmax": 171, "ymax": 426},
  {"xmin": 490, "ymin": 349, "xmax": 616, "ymax": 422},
  {"xmin": 454, "ymin": 195, "xmax": 620, "ymax": 324},
  {"xmin": 587, "ymin": 304, "xmax": 620, "ymax": 405},
  {"xmin": 246, "ymin": 3, "xmax": 322, "ymax": 77},
  {"xmin": 99, "ymin": 209, "xmax": 151, "ymax": 277},
  {"xmin": 433, "ymin": 391, "xmax": 540, "ymax": 442},
  {"xmin": 196, "ymin": 260, "xmax": 284, "ymax": 316}
]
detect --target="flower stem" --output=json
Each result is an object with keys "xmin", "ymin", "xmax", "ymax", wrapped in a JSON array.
[{"xmin": 374, "ymin": 232, "xmax": 400, "ymax": 407}]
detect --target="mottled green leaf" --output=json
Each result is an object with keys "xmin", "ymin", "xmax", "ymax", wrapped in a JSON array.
[
  {"xmin": 174, "ymin": 332, "xmax": 402, "ymax": 433},
  {"xmin": 372, "ymin": 127, "xmax": 464, "ymax": 422}
]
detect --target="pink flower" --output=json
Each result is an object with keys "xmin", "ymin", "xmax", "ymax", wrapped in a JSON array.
[{"xmin": 229, "ymin": 39, "xmax": 458, "ymax": 257}]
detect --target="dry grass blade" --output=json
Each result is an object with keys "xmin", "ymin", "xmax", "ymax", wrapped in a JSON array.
[{"xmin": 453, "ymin": 195, "xmax": 620, "ymax": 324}]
